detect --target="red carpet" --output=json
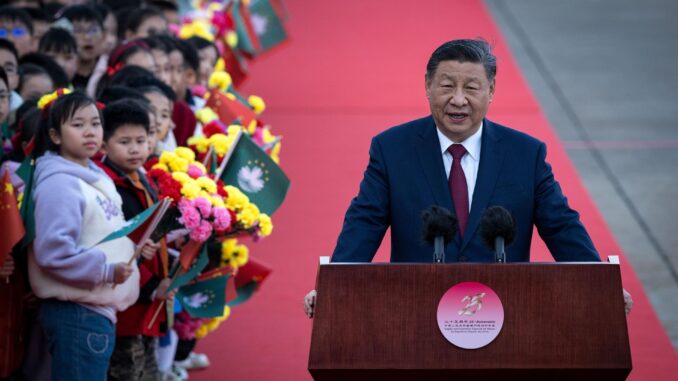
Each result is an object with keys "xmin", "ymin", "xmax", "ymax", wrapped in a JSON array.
[{"xmin": 192, "ymin": 1, "xmax": 678, "ymax": 379}]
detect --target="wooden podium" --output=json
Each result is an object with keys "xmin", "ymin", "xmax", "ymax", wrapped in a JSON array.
[{"xmin": 308, "ymin": 262, "xmax": 631, "ymax": 381}]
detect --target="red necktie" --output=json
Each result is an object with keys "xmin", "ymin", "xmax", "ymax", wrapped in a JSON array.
[{"xmin": 448, "ymin": 144, "xmax": 469, "ymax": 236}]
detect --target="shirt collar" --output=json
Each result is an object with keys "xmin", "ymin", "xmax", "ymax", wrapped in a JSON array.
[{"xmin": 436, "ymin": 121, "xmax": 483, "ymax": 161}]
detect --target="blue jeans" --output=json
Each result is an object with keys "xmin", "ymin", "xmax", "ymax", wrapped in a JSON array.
[{"xmin": 39, "ymin": 299, "xmax": 115, "ymax": 381}]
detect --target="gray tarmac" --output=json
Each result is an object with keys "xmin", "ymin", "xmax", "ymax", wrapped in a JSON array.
[{"xmin": 485, "ymin": 0, "xmax": 678, "ymax": 351}]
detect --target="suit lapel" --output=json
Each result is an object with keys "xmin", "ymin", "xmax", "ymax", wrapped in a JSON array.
[
  {"xmin": 460, "ymin": 119, "xmax": 505, "ymax": 253},
  {"xmin": 415, "ymin": 117, "xmax": 454, "ymax": 212}
]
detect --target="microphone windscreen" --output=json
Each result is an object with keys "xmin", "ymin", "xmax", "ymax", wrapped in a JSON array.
[
  {"xmin": 479, "ymin": 206, "xmax": 516, "ymax": 249},
  {"xmin": 421, "ymin": 205, "xmax": 457, "ymax": 245}
]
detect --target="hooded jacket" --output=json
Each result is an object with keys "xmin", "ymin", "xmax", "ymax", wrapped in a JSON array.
[{"xmin": 28, "ymin": 151, "xmax": 139, "ymax": 323}]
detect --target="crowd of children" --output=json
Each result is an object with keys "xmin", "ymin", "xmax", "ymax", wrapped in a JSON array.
[{"xmin": 0, "ymin": 1, "xmax": 224, "ymax": 380}]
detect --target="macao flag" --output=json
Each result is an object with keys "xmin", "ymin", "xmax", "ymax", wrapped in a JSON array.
[
  {"xmin": 177, "ymin": 274, "xmax": 229, "ymax": 318},
  {"xmin": 220, "ymin": 134, "xmax": 290, "ymax": 215},
  {"xmin": 248, "ymin": 0, "xmax": 288, "ymax": 53},
  {"xmin": 92, "ymin": 202, "xmax": 161, "ymax": 247}
]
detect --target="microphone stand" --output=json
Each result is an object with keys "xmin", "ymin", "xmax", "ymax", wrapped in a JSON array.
[
  {"xmin": 434, "ymin": 236, "xmax": 445, "ymax": 263},
  {"xmin": 495, "ymin": 236, "xmax": 506, "ymax": 263}
]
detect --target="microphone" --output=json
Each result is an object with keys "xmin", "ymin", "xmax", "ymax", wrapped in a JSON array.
[
  {"xmin": 479, "ymin": 206, "xmax": 516, "ymax": 263},
  {"xmin": 422, "ymin": 205, "xmax": 457, "ymax": 263}
]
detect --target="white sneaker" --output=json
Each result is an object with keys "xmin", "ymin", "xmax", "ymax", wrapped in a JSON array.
[
  {"xmin": 169, "ymin": 364, "xmax": 189, "ymax": 380},
  {"xmin": 174, "ymin": 351, "xmax": 210, "ymax": 370}
]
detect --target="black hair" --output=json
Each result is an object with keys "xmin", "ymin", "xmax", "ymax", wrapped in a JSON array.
[
  {"xmin": 18, "ymin": 63, "xmax": 51, "ymax": 97},
  {"xmin": 109, "ymin": 65, "xmax": 155, "ymax": 87},
  {"xmin": 20, "ymin": 7, "xmax": 49, "ymax": 23},
  {"xmin": 187, "ymin": 36, "xmax": 218, "ymax": 61},
  {"xmin": 103, "ymin": 98, "xmax": 150, "ymax": 140},
  {"xmin": 126, "ymin": 75, "xmax": 176, "ymax": 101},
  {"xmin": 19, "ymin": 52, "xmax": 70, "ymax": 89},
  {"xmin": 59, "ymin": 4, "xmax": 103, "ymax": 29},
  {"xmin": 102, "ymin": 0, "xmax": 140, "ymax": 13},
  {"xmin": 141, "ymin": 35, "xmax": 170, "ymax": 53},
  {"xmin": 92, "ymin": 3, "xmax": 113, "ymax": 22},
  {"xmin": 39, "ymin": 27, "xmax": 78, "ymax": 55},
  {"xmin": 426, "ymin": 39, "xmax": 497, "ymax": 82},
  {"xmin": 149, "ymin": 0, "xmax": 179, "ymax": 13},
  {"xmin": 0, "ymin": 6, "xmax": 34, "ymax": 35},
  {"xmin": 95, "ymin": 64, "xmax": 154, "ymax": 98},
  {"xmin": 0, "ymin": 66, "xmax": 8, "ymax": 90},
  {"xmin": 123, "ymin": 6, "xmax": 166, "ymax": 37},
  {"xmin": 42, "ymin": 3, "xmax": 65, "ymax": 22},
  {"xmin": 97, "ymin": 85, "xmax": 147, "ymax": 105},
  {"xmin": 0, "ymin": 39, "xmax": 19, "ymax": 62},
  {"xmin": 35, "ymin": 91, "xmax": 101, "ymax": 157},
  {"xmin": 174, "ymin": 38, "xmax": 199, "ymax": 73},
  {"xmin": 108, "ymin": 40, "xmax": 151, "ymax": 70}
]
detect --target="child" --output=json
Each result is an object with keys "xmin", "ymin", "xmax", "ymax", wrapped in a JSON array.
[
  {"xmin": 0, "ymin": 66, "xmax": 10, "ymax": 151},
  {"xmin": 94, "ymin": 40, "xmax": 156, "ymax": 98},
  {"xmin": 39, "ymin": 27, "xmax": 79, "ymax": 83},
  {"xmin": 92, "ymin": 3, "xmax": 118, "ymax": 56},
  {"xmin": 142, "ymin": 35, "xmax": 172, "ymax": 87},
  {"xmin": 132, "ymin": 77, "xmax": 177, "ymax": 155},
  {"xmin": 58, "ymin": 5, "xmax": 104, "ymax": 89},
  {"xmin": 0, "ymin": 39, "xmax": 22, "ymax": 114},
  {"xmin": 0, "ymin": 6, "xmax": 33, "ymax": 57},
  {"xmin": 18, "ymin": 63, "xmax": 53, "ymax": 100},
  {"xmin": 98, "ymin": 99, "xmax": 171, "ymax": 381},
  {"xmin": 19, "ymin": 6, "xmax": 49, "ymax": 53},
  {"xmin": 187, "ymin": 36, "xmax": 219, "ymax": 89},
  {"xmin": 19, "ymin": 52, "xmax": 71, "ymax": 89},
  {"xmin": 123, "ymin": 6, "xmax": 168, "ymax": 40},
  {"xmin": 29, "ymin": 90, "xmax": 154, "ymax": 381}
]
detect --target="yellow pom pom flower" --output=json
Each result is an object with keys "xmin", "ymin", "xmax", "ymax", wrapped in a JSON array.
[
  {"xmin": 248, "ymin": 95, "xmax": 266, "ymax": 114},
  {"xmin": 258, "ymin": 213, "xmax": 273, "ymax": 237},
  {"xmin": 195, "ymin": 107, "xmax": 218, "ymax": 125},
  {"xmin": 225, "ymin": 185, "xmax": 249, "ymax": 211},
  {"xmin": 215, "ymin": 57, "xmax": 226, "ymax": 72},
  {"xmin": 237, "ymin": 203, "xmax": 260, "ymax": 228},
  {"xmin": 225, "ymin": 31, "xmax": 238, "ymax": 48},
  {"xmin": 210, "ymin": 195, "xmax": 225, "ymax": 208},
  {"xmin": 151, "ymin": 163, "xmax": 169, "ymax": 172},
  {"xmin": 181, "ymin": 181, "xmax": 202, "ymax": 199},
  {"xmin": 188, "ymin": 136, "xmax": 211, "ymax": 153},
  {"xmin": 172, "ymin": 172, "xmax": 191, "ymax": 184},
  {"xmin": 174, "ymin": 147, "xmax": 196, "ymax": 162},
  {"xmin": 195, "ymin": 176, "xmax": 217, "ymax": 194},
  {"xmin": 208, "ymin": 71, "xmax": 232, "ymax": 91},
  {"xmin": 209, "ymin": 133, "xmax": 231, "ymax": 156}
]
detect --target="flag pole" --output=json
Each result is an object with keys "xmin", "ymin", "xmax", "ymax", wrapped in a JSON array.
[
  {"xmin": 147, "ymin": 262, "xmax": 182, "ymax": 329},
  {"xmin": 201, "ymin": 145, "xmax": 214, "ymax": 167},
  {"xmin": 214, "ymin": 128, "xmax": 243, "ymax": 180}
]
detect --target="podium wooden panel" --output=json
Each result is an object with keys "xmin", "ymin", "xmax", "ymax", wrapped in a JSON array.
[{"xmin": 308, "ymin": 263, "xmax": 631, "ymax": 381}]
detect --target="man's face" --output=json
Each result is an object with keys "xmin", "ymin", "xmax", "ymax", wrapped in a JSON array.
[{"xmin": 425, "ymin": 60, "xmax": 494, "ymax": 142}]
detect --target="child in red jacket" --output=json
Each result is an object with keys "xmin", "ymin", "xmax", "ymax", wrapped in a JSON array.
[{"xmin": 98, "ymin": 99, "xmax": 172, "ymax": 381}]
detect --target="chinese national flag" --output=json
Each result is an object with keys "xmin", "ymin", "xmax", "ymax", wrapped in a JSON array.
[
  {"xmin": 205, "ymin": 88, "xmax": 257, "ymax": 128},
  {"xmin": 0, "ymin": 170, "xmax": 25, "ymax": 266}
]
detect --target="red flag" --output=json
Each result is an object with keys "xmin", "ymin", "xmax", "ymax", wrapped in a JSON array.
[
  {"xmin": 179, "ymin": 239, "xmax": 203, "ymax": 271},
  {"xmin": 0, "ymin": 169, "xmax": 25, "ymax": 266},
  {"xmin": 205, "ymin": 88, "xmax": 257, "ymax": 128},
  {"xmin": 234, "ymin": 257, "xmax": 272, "ymax": 288}
]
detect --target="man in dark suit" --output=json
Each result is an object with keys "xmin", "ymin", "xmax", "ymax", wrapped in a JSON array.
[{"xmin": 304, "ymin": 39, "xmax": 632, "ymax": 316}]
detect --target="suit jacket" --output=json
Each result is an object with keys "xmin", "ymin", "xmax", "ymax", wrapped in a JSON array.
[{"xmin": 331, "ymin": 116, "xmax": 600, "ymax": 263}]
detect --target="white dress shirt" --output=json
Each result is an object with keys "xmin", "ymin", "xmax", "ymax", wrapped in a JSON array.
[{"xmin": 436, "ymin": 122, "xmax": 483, "ymax": 210}]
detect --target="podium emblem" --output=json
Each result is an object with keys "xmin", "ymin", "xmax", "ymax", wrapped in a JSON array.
[{"xmin": 437, "ymin": 282, "xmax": 504, "ymax": 349}]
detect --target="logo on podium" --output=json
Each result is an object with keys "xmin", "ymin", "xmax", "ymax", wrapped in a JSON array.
[{"xmin": 437, "ymin": 282, "xmax": 504, "ymax": 349}]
